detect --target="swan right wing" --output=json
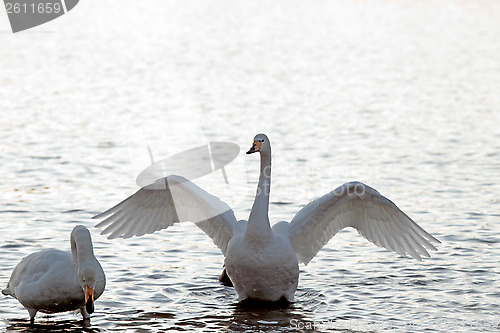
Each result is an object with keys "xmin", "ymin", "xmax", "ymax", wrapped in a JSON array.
[
  {"xmin": 93, "ymin": 175, "xmax": 237, "ymax": 255},
  {"xmin": 288, "ymin": 182, "xmax": 440, "ymax": 265}
]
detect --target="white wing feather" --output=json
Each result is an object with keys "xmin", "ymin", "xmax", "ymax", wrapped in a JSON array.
[
  {"xmin": 289, "ymin": 182, "xmax": 440, "ymax": 265},
  {"xmin": 93, "ymin": 175, "xmax": 238, "ymax": 255}
]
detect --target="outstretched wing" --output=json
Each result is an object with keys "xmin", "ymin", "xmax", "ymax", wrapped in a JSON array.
[
  {"xmin": 93, "ymin": 175, "xmax": 238, "ymax": 255},
  {"xmin": 288, "ymin": 182, "xmax": 440, "ymax": 265}
]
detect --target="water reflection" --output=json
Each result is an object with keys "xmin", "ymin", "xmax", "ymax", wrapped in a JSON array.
[
  {"xmin": 5, "ymin": 318, "xmax": 99, "ymax": 333},
  {"xmin": 3, "ymin": 304, "xmax": 380, "ymax": 333},
  {"xmin": 1, "ymin": 0, "xmax": 499, "ymax": 332},
  {"xmin": 101, "ymin": 310, "xmax": 176, "ymax": 331}
]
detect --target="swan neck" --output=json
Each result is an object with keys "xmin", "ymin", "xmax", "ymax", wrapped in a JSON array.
[
  {"xmin": 248, "ymin": 150, "xmax": 271, "ymax": 232},
  {"xmin": 71, "ymin": 233, "xmax": 95, "ymax": 266}
]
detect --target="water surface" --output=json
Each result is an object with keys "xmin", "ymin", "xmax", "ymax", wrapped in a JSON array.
[{"xmin": 1, "ymin": 0, "xmax": 499, "ymax": 332}]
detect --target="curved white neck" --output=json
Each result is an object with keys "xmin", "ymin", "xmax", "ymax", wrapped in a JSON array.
[
  {"xmin": 71, "ymin": 233, "xmax": 95, "ymax": 266},
  {"xmin": 247, "ymin": 149, "xmax": 272, "ymax": 236}
]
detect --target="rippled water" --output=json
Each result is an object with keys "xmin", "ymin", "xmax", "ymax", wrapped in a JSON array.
[{"xmin": 1, "ymin": 0, "xmax": 499, "ymax": 332}]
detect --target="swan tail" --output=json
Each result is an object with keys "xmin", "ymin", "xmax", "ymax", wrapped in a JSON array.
[{"xmin": 2, "ymin": 287, "xmax": 12, "ymax": 296}]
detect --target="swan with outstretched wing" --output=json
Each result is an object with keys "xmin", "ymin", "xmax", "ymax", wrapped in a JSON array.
[{"xmin": 94, "ymin": 133, "xmax": 439, "ymax": 302}]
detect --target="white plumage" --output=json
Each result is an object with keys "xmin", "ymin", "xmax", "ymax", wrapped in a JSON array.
[
  {"xmin": 94, "ymin": 133, "xmax": 439, "ymax": 302},
  {"xmin": 2, "ymin": 225, "xmax": 106, "ymax": 322}
]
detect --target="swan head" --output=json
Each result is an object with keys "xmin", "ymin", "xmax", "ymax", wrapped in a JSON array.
[
  {"xmin": 247, "ymin": 133, "xmax": 270, "ymax": 154},
  {"xmin": 79, "ymin": 268, "xmax": 97, "ymax": 314}
]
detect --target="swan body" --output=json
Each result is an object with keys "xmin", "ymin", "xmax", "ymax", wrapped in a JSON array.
[
  {"xmin": 94, "ymin": 133, "xmax": 439, "ymax": 302},
  {"xmin": 2, "ymin": 225, "xmax": 106, "ymax": 322},
  {"xmin": 225, "ymin": 225, "xmax": 299, "ymax": 301}
]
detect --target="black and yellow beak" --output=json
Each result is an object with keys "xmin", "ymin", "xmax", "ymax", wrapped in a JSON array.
[
  {"xmin": 246, "ymin": 140, "xmax": 262, "ymax": 154},
  {"xmin": 84, "ymin": 285, "xmax": 95, "ymax": 314}
]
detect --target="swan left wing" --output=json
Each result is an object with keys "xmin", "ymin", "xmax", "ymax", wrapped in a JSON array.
[
  {"xmin": 93, "ymin": 175, "xmax": 237, "ymax": 255},
  {"xmin": 288, "ymin": 182, "xmax": 440, "ymax": 265}
]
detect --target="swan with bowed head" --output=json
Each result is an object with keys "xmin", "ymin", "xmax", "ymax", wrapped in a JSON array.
[
  {"xmin": 2, "ymin": 225, "xmax": 105, "ymax": 322},
  {"xmin": 93, "ymin": 133, "xmax": 439, "ymax": 302}
]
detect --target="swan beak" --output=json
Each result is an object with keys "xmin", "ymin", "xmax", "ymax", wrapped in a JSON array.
[
  {"xmin": 246, "ymin": 140, "xmax": 262, "ymax": 154},
  {"xmin": 84, "ymin": 285, "xmax": 95, "ymax": 314}
]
